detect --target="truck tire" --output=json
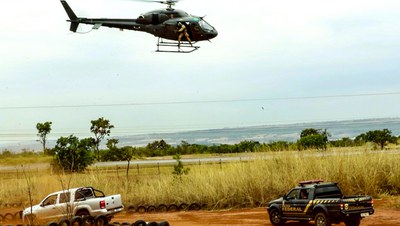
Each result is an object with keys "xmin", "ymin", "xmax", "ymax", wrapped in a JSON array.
[
  {"xmin": 315, "ymin": 212, "xmax": 331, "ymax": 226},
  {"xmin": 269, "ymin": 208, "xmax": 285, "ymax": 226},
  {"xmin": 146, "ymin": 222, "xmax": 158, "ymax": 226},
  {"xmin": 132, "ymin": 220, "xmax": 146, "ymax": 226},
  {"xmin": 344, "ymin": 217, "xmax": 361, "ymax": 226},
  {"xmin": 76, "ymin": 209, "xmax": 90, "ymax": 217}
]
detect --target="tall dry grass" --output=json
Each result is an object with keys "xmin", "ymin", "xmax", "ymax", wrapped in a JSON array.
[{"xmin": 1, "ymin": 148, "xmax": 400, "ymax": 210}]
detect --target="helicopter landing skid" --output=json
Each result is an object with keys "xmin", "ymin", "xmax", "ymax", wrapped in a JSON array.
[{"xmin": 156, "ymin": 38, "xmax": 199, "ymax": 53}]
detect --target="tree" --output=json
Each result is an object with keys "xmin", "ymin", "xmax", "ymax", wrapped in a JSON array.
[
  {"xmin": 36, "ymin": 121, "xmax": 52, "ymax": 154},
  {"xmin": 300, "ymin": 128, "xmax": 319, "ymax": 138},
  {"xmin": 172, "ymin": 153, "xmax": 190, "ymax": 177},
  {"xmin": 364, "ymin": 129, "xmax": 396, "ymax": 149},
  {"xmin": 146, "ymin": 140, "xmax": 171, "ymax": 156},
  {"xmin": 52, "ymin": 135, "xmax": 95, "ymax": 172},
  {"xmin": 90, "ymin": 117, "xmax": 114, "ymax": 160},
  {"xmin": 297, "ymin": 128, "xmax": 329, "ymax": 150}
]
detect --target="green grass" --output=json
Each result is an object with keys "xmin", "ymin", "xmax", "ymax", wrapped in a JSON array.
[{"xmin": 1, "ymin": 147, "xmax": 400, "ymax": 210}]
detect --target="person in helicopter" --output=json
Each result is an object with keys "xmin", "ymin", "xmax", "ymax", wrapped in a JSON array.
[{"xmin": 177, "ymin": 22, "xmax": 192, "ymax": 48}]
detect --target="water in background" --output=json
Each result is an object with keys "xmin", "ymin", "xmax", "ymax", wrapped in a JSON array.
[{"xmin": 117, "ymin": 118, "xmax": 400, "ymax": 146}]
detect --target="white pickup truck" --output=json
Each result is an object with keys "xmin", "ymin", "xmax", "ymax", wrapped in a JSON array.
[{"xmin": 22, "ymin": 187, "xmax": 124, "ymax": 222}]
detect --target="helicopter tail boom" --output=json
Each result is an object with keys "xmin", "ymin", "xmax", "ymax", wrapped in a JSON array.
[{"xmin": 60, "ymin": 0, "xmax": 79, "ymax": 32}]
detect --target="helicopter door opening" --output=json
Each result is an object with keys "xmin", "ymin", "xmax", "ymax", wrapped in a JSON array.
[{"xmin": 152, "ymin": 14, "xmax": 159, "ymax": 24}]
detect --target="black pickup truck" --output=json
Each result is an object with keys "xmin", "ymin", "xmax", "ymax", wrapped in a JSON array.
[{"xmin": 267, "ymin": 180, "xmax": 374, "ymax": 226}]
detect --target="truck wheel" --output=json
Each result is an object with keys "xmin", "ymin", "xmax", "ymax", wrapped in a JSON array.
[
  {"xmin": 146, "ymin": 222, "xmax": 158, "ymax": 226},
  {"xmin": 269, "ymin": 208, "xmax": 285, "ymax": 226},
  {"xmin": 315, "ymin": 212, "xmax": 331, "ymax": 226},
  {"xmin": 344, "ymin": 217, "xmax": 361, "ymax": 226},
  {"xmin": 76, "ymin": 210, "xmax": 90, "ymax": 217}
]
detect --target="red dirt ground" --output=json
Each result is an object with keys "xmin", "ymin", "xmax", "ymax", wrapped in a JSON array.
[
  {"xmin": 2, "ymin": 199, "xmax": 399, "ymax": 226},
  {"xmin": 113, "ymin": 199, "xmax": 400, "ymax": 226}
]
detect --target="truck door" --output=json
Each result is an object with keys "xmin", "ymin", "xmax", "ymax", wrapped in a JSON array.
[
  {"xmin": 36, "ymin": 194, "xmax": 59, "ymax": 219},
  {"xmin": 283, "ymin": 188, "xmax": 311, "ymax": 218}
]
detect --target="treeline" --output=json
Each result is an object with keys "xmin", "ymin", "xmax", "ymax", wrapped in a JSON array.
[{"xmin": 2, "ymin": 118, "xmax": 398, "ymax": 172}]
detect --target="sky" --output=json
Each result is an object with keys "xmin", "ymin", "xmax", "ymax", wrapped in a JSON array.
[{"xmin": 1, "ymin": 0, "xmax": 400, "ymax": 145}]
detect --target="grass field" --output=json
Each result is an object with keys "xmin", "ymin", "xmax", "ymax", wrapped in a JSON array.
[{"xmin": 1, "ymin": 147, "xmax": 399, "ymax": 210}]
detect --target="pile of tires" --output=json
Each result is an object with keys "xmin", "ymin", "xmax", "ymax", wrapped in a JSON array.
[
  {"xmin": 0, "ymin": 212, "xmax": 22, "ymax": 222},
  {"xmin": 126, "ymin": 203, "xmax": 202, "ymax": 213},
  {"xmin": 49, "ymin": 216, "xmax": 170, "ymax": 226}
]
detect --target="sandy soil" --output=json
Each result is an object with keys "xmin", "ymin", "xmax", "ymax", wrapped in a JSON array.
[
  {"xmin": 113, "ymin": 199, "xmax": 400, "ymax": 226},
  {"xmin": 2, "ymin": 199, "xmax": 399, "ymax": 226}
]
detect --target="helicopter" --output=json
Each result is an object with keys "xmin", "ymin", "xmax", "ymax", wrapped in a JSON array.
[{"xmin": 60, "ymin": 0, "xmax": 218, "ymax": 53}]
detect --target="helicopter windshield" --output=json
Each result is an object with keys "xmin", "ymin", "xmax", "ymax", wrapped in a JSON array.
[{"xmin": 199, "ymin": 19, "xmax": 214, "ymax": 32}]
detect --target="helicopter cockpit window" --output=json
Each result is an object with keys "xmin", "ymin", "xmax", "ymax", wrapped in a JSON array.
[{"xmin": 199, "ymin": 19, "xmax": 213, "ymax": 32}]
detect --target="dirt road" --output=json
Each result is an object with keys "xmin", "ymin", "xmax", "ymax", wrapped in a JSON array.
[
  {"xmin": 2, "ymin": 199, "xmax": 398, "ymax": 226},
  {"xmin": 114, "ymin": 200, "xmax": 400, "ymax": 226}
]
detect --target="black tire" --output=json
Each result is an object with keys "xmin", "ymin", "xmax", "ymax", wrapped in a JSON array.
[
  {"xmin": 344, "ymin": 217, "xmax": 361, "ymax": 226},
  {"xmin": 179, "ymin": 203, "xmax": 188, "ymax": 211},
  {"xmin": 76, "ymin": 209, "xmax": 90, "ymax": 217},
  {"xmin": 146, "ymin": 222, "xmax": 158, "ymax": 226},
  {"xmin": 94, "ymin": 215, "xmax": 108, "ymax": 226},
  {"xmin": 137, "ymin": 206, "xmax": 147, "ymax": 213},
  {"xmin": 269, "ymin": 208, "xmax": 284, "ymax": 226},
  {"xmin": 315, "ymin": 212, "xmax": 331, "ymax": 226},
  {"xmin": 158, "ymin": 221, "xmax": 170, "ymax": 226},
  {"xmin": 47, "ymin": 221, "xmax": 59, "ymax": 226},
  {"xmin": 127, "ymin": 206, "xmax": 136, "ymax": 214},
  {"xmin": 83, "ymin": 215, "xmax": 95, "ymax": 226},
  {"xmin": 157, "ymin": 204, "xmax": 168, "ymax": 212},
  {"xmin": 59, "ymin": 217, "xmax": 71, "ymax": 226},
  {"xmin": 132, "ymin": 220, "xmax": 146, "ymax": 226},
  {"xmin": 188, "ymin": 203, "xmax": 201, "ymax": 211},
  {"xmin": 147, "ymin": 205, "xmax": 156, "ymax": 213},
  {"xmin": 4, "ymin": 213, "xmax": 14, "ymax": 222},
  {"xmin": 121, "ymin": 222, "xmax": 131, "ymax": 226},
  {"xmin": 71, "ymin": 216, "xmax": 84, "ymax": 226},
  {"xmin": 167, "ymin": 204, "xmax": 178, "ymax": 212}
]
